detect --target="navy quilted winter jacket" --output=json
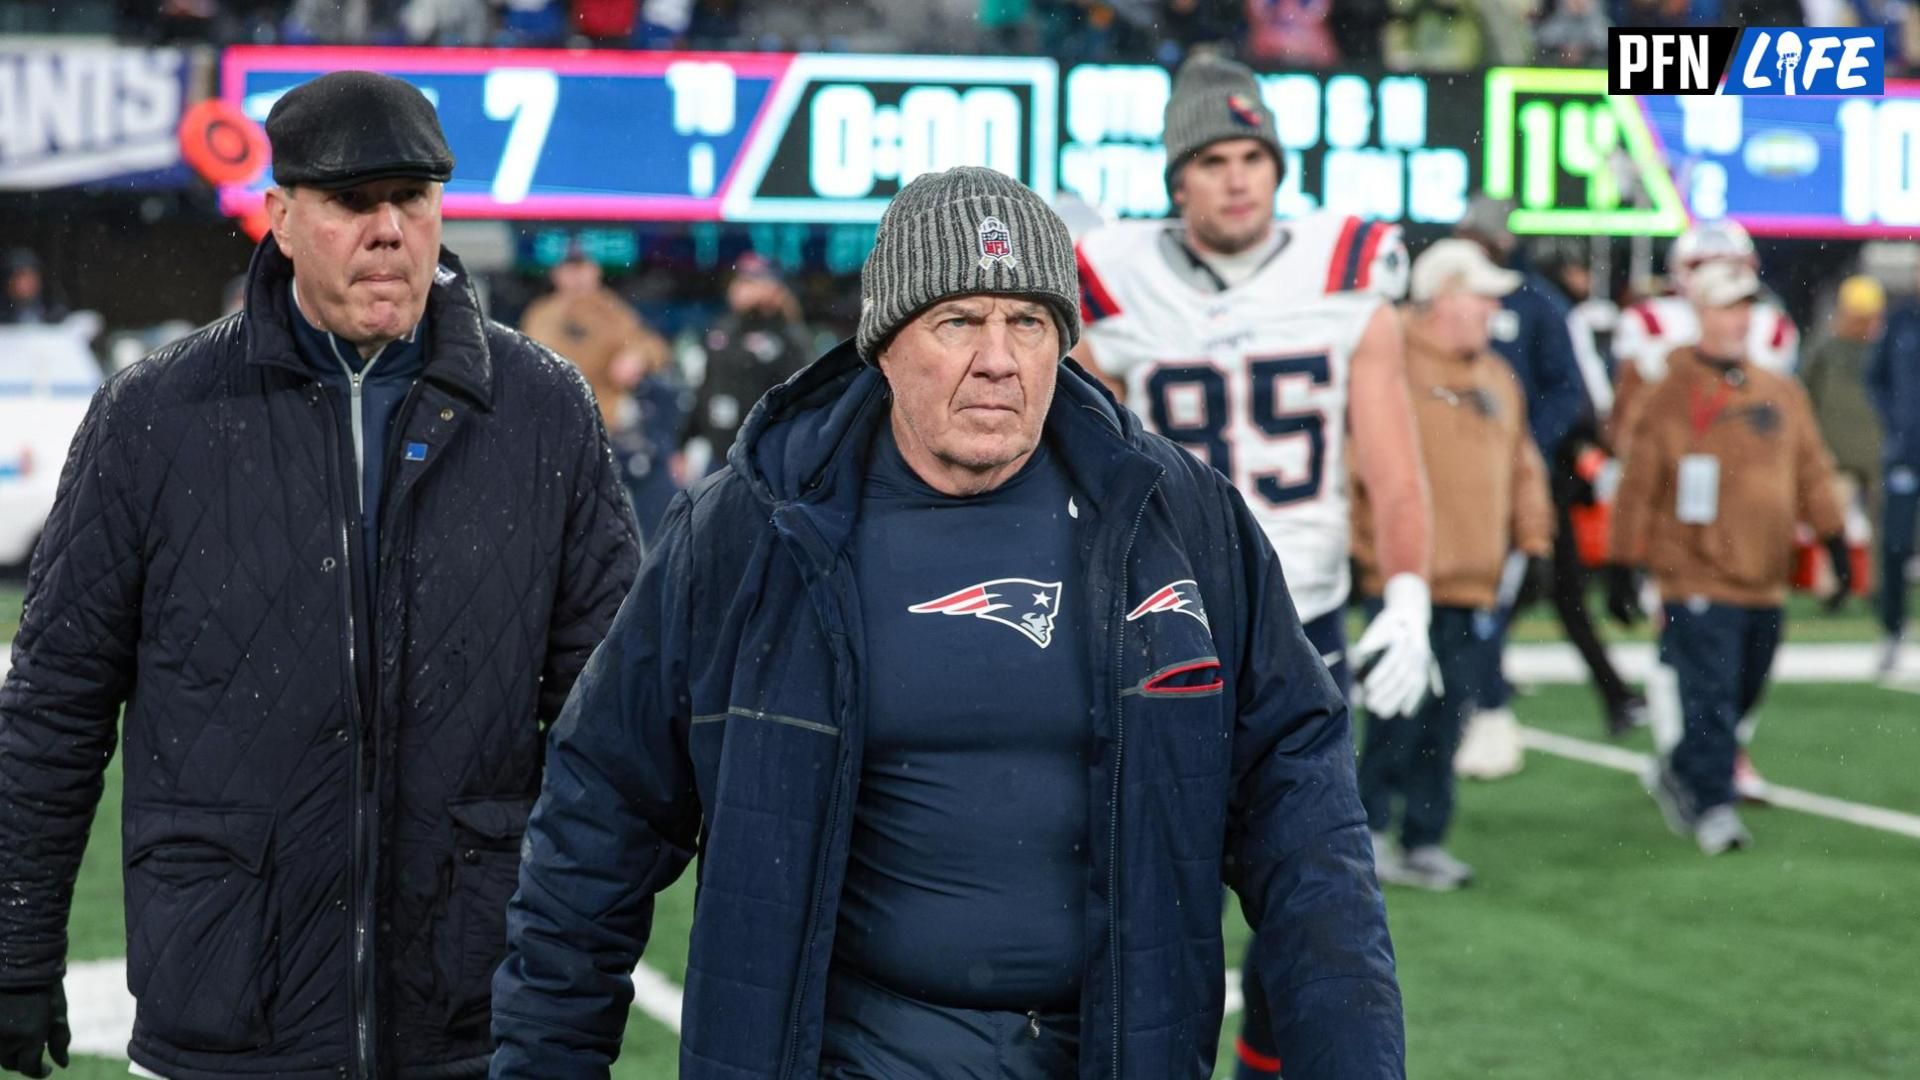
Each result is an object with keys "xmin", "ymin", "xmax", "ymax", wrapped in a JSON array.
[
  {"xmin": 491, "ymin": 343, "xmax": 1404, "ymax": 1079},
  {"xmin": 0, "ymin": 238, "xmax": 641, "ymax": 1079}
]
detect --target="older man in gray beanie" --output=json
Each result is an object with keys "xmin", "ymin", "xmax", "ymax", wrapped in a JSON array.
[{"xmin": 491, "ymin": 166, "xmax": 1404, "ymax": 1080}]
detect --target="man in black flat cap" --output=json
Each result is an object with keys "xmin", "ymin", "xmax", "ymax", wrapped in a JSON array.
[{"xmin": 0, "ymin": 72, "xmax": 640, "ymax": 1079}]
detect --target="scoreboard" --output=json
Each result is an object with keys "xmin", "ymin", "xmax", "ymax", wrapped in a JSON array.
[
  {"xmin": 1057, "ymin": 65, "xmax": 1480, "ymax": 227},
  {"xmin": 1483, "ymin": 65, "xmax": 1920, "ymax": 239},
  {"xmin": 216, "ymin": 48, "xmax": 1917, "ymax": 241},
  {"xmin": 218, "ymin": 47, "xmax": 1057, "ymax": 223}
]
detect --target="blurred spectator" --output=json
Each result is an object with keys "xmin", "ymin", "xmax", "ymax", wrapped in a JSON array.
[
  {"xmin": 639, "ymin": 0, "xmax": 695, "ymax": 46},
  {"xmin": 1535, "ymin": 0, "xmax": 1610, "ymax": 64},
  {"xmin": 574, "ymin": 0, "xmax": 638, "ymax": 41},
  {"xmin": 519, "ymin": 247, "xmax": 677, "ymax": 532},
  {"xmin": 400, "ymin": 0, "xmax": 490, "ymax": 42},
  {"xmin": 283, "ymin": 0, "xmax": 376, "ymax": 41},
  {"xmin": 1246, "ymin": 0, "xmax": 1339, "ymax": 65},
  {"xmin": 500, "ymin": 0, "xmax": 569, "ymax": 43},
  {"xmin": 682, "ymin": 252, "xmax": 812, "ymax": 477},
  {"xmin": 1802, "ymin": 275, "xmax": 1886, "ymax": 532},
  {"xmin": 1385, "ymin": 0, "xmax": 1484, "ymax": 70},
  {"xmin": 1481, "ymin": 0, "xmax": 1538, "ymax": 63},
  {"xmin": 1868, "ymin": 268, "xmax": 1920, "ymax": 676},
  {"xmin": 1, "ymin": 249, "xmax": 68, "ymax": 326},
  {"xmin": 1452, "ymin": 198, "xmax": 1592, "ymax": 776},
  {"xmin": 607, "ymin": 334, "xmax": 690, "ymax": 546}
]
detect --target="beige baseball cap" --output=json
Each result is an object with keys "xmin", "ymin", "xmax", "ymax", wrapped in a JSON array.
[
  {"xmin": 1686, "ymin": 260, "xmax": 1762, "ymax": 308},
  {"xmin": 1410, "ymin": 239, "xmax": 1523, "ymax": 303}
]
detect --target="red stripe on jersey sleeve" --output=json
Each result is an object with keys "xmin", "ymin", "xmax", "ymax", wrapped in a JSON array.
[
  {"xmin": 1770, "ymin": 311, "xmax": 1794, "ymax": 349},
  {"xmin": 1353, "ymin": 222, "xmax": 1393, "ymax": 290},
  {"xmin": 1076, "ymin": 243, "xmax": 1123, "ymax": 323},
  {"xmin": 1633, "ymin": 303, "xmax": 1662, "ymax": 336},
  {"xmin": 1323, "ymin": 215, "xmax": 1362, "ymax": 295}
]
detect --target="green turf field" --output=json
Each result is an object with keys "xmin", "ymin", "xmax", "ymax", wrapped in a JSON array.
[{"xmin": 36, "ymin": 677, "xmax": 1916, "ymax": 1079}]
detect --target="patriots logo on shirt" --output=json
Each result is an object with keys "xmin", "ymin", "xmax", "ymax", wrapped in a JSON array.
[
  {"xmin": 1126, "ymin": 579, "xmax": 1209, "ymax": 631},
  {"xmin": 909, "ymin": 578, "xmax": 1063, "ymax": 649}
]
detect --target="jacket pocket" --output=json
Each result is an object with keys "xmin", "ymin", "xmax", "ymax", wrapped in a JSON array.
[
  {"xmin": 123, "ymin": 804, "xmax": 276, "ymax": 1052},
  {"xmin": 438, "ymin": 795, "xmax": 533, "ymax": 1028}
]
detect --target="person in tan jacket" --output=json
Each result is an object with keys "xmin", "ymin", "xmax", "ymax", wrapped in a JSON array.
[
  {"xmin": 1609, "ymin": 260, "xmax": 1850, "ymax": 856},
  {"xmin": 1352, "ymin": 239, "xmax": 1553, "ymax": 891},
  {"xmin": 519, "ymin": 246, "xmax": 670, "ymax": 431}
]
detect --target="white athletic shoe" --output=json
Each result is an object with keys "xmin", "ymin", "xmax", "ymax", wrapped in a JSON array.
[
  {"xmin": 1380, "ymin": 846, "xmax": 1475, "ymax": 891},
  {"xmin": 1695, "ymin": 804, "xmax": 1753, "ymax": 856},
  {"xmin": 1370, "ymin": 831, "xmax": 1402, "ymax": 884},
  {"xmin": 1643, "ymin": 757, "xmax": 1696, "ymax": 838},
  {"xmin": 1454, "ymin": 707, "xmax": 1524, "ymax": 780}
]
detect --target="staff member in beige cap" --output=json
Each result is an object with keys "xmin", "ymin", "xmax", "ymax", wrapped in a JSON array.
[
  {"xmin": 1610, "ymin": 260, "xmax": 1848, "ymax": 856},
  {"xmin": 492, "ymin": 166, "xmax": 1403, "ymax": 1079},
  {"xmin": 1351, "ymin": 240, "xmax": 1552, "ymax": 893}
]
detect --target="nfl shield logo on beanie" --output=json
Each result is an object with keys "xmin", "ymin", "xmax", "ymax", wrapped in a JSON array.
[
  {"xmin": 1226, "ymin": 93, "xmax": 1264, "ymax": 128},
  {"xmin": 977, "ymin": 216, "xmax": 1017, "ymax": 270}
]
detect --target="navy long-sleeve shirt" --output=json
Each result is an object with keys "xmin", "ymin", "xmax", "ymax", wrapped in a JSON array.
[
  {"xmin": 1487, "ymin": 272, "xmax": 1591, "ymax": 460},
  {"xmin": 837, "ymin": 423, "xmax": 1092, "ymax": 1011}
]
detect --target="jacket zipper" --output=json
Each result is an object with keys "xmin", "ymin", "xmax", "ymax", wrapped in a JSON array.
[
  {"xmin": 1109, "ymin": 477, "xmax": 1157, "ymax": 1080},
  {"xmin": 318, "ymin": 383, "xmax": 377, "ymax": 1080}
]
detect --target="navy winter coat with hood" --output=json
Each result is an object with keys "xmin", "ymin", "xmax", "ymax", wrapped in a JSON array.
[
  {"xmin": 0, "ymin": 237, "xmax": 641, "ymax": 1079},
  {"xmin": 491, "ymin": 342, "xmax": 1405, "ymax": 1079}
]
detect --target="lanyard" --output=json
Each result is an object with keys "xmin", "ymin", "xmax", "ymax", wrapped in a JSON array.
[{"xmin": 1688, "ymin": 375, "xmax": 1737, "ymax": 439}]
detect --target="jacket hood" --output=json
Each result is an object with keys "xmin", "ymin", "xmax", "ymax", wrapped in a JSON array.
[
  {"xmin": 728, "ymin": 339, "xmax": 1154, "ymax": 554},
  {"xmin": 240, "ymin": 234, "xmax": 496, "ymax": 409}
]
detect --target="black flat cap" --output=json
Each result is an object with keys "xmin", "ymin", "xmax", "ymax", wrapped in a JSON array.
[{"xmin": 266, "ymin": 71, "xmax": 455, "ymax": 190}]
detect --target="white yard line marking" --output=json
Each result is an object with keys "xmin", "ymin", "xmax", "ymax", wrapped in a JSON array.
[
  {"xmin": 64, "ymin": 958, "xmax": 135, "ymax": 1058},
  {"xmin": 1520, "ymin": 727, "xmax": 1920, "ymax": 841},
  {"xmin": 1503, "ymin": 642, "xmax": 1896, "ymax": 683},
  {"xmin": 630, "ymin": 960, "xmax": 684, "ymax": 1034}
]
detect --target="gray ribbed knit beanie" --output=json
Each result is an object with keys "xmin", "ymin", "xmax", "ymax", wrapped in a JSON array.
[
  {"xmin": 1162, "ymin": 52, "xmax": 1282, "ymax": 195},
  {"xmin": 857, "ymin": 166, "xmax": 1081, "ymax": 364}
]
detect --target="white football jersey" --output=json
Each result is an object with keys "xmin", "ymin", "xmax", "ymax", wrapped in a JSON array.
[
  {"xmin": 1613, "ymin": 293, "xmax": 1800, "ymax": 382},
  {"xmin": 1077, "ymin": 214, "xmax": 1405, "ymax": 622}
]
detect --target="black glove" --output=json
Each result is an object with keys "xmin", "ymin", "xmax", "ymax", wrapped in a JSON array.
[
  {"xmin": 1514, "ymin": 555, "xmax": 1552, "ymax": 612},
  {"xmin": 1604, "ymin": 564, "xmax": 1644, "ymax": 627},
  {"xmin": 1825, "ymin": 535, "xmax": 1853, "ymax": 613},
  {"xmin": 0, "ymin": 984, "xmax": 68, "ymax": 1078}
]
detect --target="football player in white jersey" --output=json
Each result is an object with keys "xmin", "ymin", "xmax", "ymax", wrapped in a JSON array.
[
  {"xmin": 1607, "ymin": 219, "xmax": 1798, "ymax": 804},
  {"xmin": 1071, "ymin": 52, "xmax": 1431, "ymax": 1080}
]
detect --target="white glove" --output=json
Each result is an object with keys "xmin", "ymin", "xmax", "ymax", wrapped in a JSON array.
[{"xmin": 1352, "ymin": 574, "xmax": 1439, "ymax": 719}]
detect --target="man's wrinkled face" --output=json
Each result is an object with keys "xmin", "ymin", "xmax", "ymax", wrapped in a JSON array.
[
  {"xmin": 267, "ymin": 177, "xmax": 442, "ymax": 348},
  {"xmin": 878, "ymin": 296, "xmax": 1060, "ymax": 482},
  {"xmin": 1172, "ymin": 138, "xmax": 1279, "ymax": 257}
]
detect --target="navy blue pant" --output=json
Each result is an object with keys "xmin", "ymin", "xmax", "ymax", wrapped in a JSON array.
[
  {"xmin": 818, "ymin": 967, "xmax": 1078, "ymax": 1078},
  {"xmin": 1661, "ymin": 602, "xmax": 1782, "ymax": 813},
  {"xmin": 1356, "ymin": 606, "xmax": 1483, "ymax": 850},
  {"xmin": 1881, "ymin": 465, "xmax": 1918, "ymax": 640},
  {"xmin": 1236, "ymin": 611, "xmax": 1350, "ymax": 1076}
]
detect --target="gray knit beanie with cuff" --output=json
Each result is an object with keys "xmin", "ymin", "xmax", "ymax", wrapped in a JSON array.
[
  {"xmin": 1162, "ymin": 52, "xmax": 1283, "ymax": 196},
  {"xmin": 856, "ymin": 166, "xmax": 1081, "ymax": 365}
]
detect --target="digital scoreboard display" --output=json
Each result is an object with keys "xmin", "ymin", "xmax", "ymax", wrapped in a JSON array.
[
  {"xmin": 217, "ymin": 47, "xmax": 1057, "ymax": 223},
  {"xmin": 1484, "ymin": 66, "xmax": 1920, "ymax": 239},
  {"xmin": 1058, "ymin": 65, "xmax": 1479, "ymax": 227},
  {"xmin": 1639, "ymin": 85, "xmax": 1920, "ymax": 237}
]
